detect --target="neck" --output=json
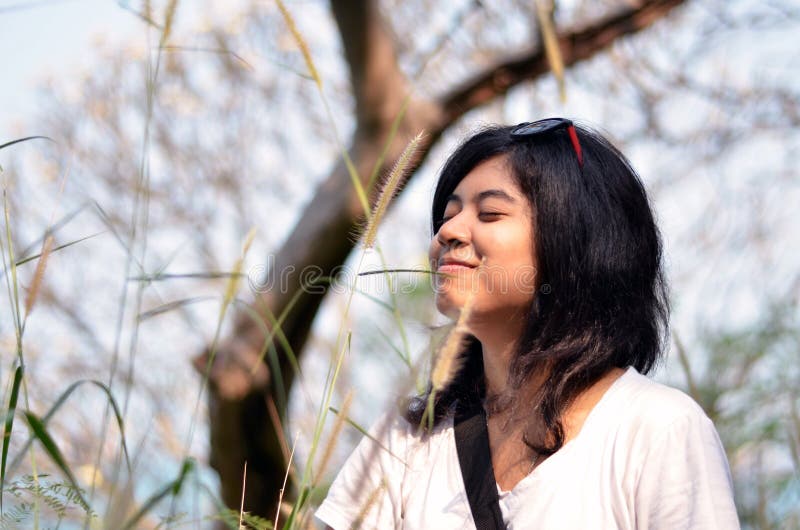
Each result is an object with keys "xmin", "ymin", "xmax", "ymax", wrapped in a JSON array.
[{"xmin": 471, "ymin": 313, "xmax": 526, "ymax": 397}]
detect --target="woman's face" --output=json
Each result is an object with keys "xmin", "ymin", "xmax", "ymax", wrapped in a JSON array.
[{"xmin": 428, "ymin": 155, "xmax": 538, "ymax": 322}]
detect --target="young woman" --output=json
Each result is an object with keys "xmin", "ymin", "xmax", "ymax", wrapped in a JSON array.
[{"xmin": 316, "ymin": 119, "xmax": 739, "ymax": 529}]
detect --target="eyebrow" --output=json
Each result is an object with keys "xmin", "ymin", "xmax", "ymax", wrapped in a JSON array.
[{"xmin": 444, "ymin": 189, "xmax": 517, "ymax": 205}]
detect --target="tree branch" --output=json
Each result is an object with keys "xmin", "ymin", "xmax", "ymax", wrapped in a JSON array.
[{"xmin": 439, "ymin": 0, "xmax": 688, "ymax": 123}]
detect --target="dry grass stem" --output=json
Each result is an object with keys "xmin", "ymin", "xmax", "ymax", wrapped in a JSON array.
[
  {"xmin": 316, "ymin": 390, "xmax": 354, "ymax": 481},
  {"xmin": 238, "ymin": 460, "xmax": 247, "ymax": 530},
  {"xmin": 431, "ymin": 287, "xmax": 476, "ymax": 391},
  {"xmin": 536, "ymin": 0, "xmax": 566, "ymax": 102},
  {"xmin": 276, "ymin": 0, "xmax": 322, "ymax": 89},
  {"xmin": 222, "ymin": 227, "xmax": 257, "ymax": 310},
  {"xmin": 672, "ymin": 329, "xmax": 700, "ymax": 402},
  {"xmin": 363, "ymin": 131, "xmax": 424, "ymax": 248},
  {"xmin": 275, "ymin": 431, "xmax": 300, "ymax": 529},
  {"xmin": 353, "ymin": 478, "xmax": 387, "ymax": 530},
  {"xmin": 160, "ymin": 0, "xmax": 179, "ymax": 45},
  {"xmin": 266, "ymin": 394, "xmax": 292, "ymax": 464},
  {"xmin": 24, "ymin": 235, "xmax": 53, "ymax": 316}
]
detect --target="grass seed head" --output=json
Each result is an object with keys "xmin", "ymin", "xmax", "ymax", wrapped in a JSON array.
[
  {"xmin": 24, "ymin": 235, "xmax": 54, "ymax": 317},
  {"xmin": 431, "ymin": 287, "xmax": 476, "ymax": 391},
  {"xmin": 362, "ymin": 131, "xmax": 424, "ymax": 248}
]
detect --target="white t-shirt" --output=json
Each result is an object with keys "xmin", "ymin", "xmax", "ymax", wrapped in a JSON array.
[{"xmin": 315, "ymin": 366, "xmax": 739, "ymax": 529}]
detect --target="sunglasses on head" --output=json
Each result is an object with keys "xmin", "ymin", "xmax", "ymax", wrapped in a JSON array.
[{"xmin": 509, "ymin": 118, "xmax": 584, "ymax": 168}]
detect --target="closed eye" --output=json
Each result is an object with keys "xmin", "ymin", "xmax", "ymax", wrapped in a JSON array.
[{"xmin": 479, "ymin": 211, "xmax": 504, "ymax": 220}]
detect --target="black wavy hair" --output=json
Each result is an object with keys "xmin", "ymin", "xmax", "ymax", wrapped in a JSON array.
[{"xmin": 406, "ymin": 122, "xmax": 669, "ymax": 455}]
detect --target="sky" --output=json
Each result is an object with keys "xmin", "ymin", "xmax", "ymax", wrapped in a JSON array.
[{"xmin": 0, "ymin": 0, "xmax": 150, "ymax": 140}]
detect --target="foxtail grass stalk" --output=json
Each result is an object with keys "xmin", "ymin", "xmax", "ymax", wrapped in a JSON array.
[
  {"xmin": 186, "ymin": 228, "xmax": 258, "ymax": 455},
  {"xmin": 315, "ymin": 390, "xmax": 354, "ymax": 482},
  {"xmin": 423, "ymin": 264, "xmax": 481, "ymax": 429},
  {"xmin": 160, "ymin": 0, "xmax": 179, "ymax": 46},
  {"xmin": 362, "ymin": 132, "xmax": 424, "ymax": 249},
  {"xmin": 431, "ymin": 288, "xmax": 476, "ymax": 392},
  {"xmin": 264, "ymin": 8, "xmax": 431, "ymax": 525},
  {"xmin": 23, "ymin": 235, "xmax": 53, "ymax": 318},
  {"xmin": 275, "ymin": 0, "xmax": 321, "ymax": 89},
  {"xmin": 353, "ymin": 479, "xmax": 386, "ymax": 530},
  {"xmin": 358, "ymin": 129, "xmax": 428, "ymax": 367},
  {"xmin": 274, "ymin": 0, "xmax": 370, "ymax": 217}
]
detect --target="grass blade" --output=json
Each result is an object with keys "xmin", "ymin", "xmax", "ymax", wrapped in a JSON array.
[
  {"xmin": 22, "ymin": 411, "xmax": 92, "ymax": 512},
  {"xmin": 8, "ymin": 380, "xmax": 132, "ymax": 475},
  {"xmin": 1, "ymin": 365, "xmax": 23, "ymax": 511},
  {"xmin": 0, "ymin": 136, "xmax": 53, "ymax": 151},
  {"xmin": 328, "ymin": 406, "xmax": 404, "ymax": 464},
  {"xmin": 128, "ymin": 271, "xmax": 246, "ymax": 282},
  {"xmin": 120, "ymin": 458, "xmax": 194, "ymax": 530},
  {"xmin": 274, "ymin": 0, "xmax": 370, "ymax": 217},
  {"xmin": 2, "ymin": 189, "xmax": 22, "ymax": 349},
  {"xmin": 14, "ymin": 231, "xmax": 104, "ymax": 267},
  {"xmin": 17, "ymin": 201, "xmax": 91, "ymax": 259},
  {"xmin": 137, "ymin": 295, "xmax": 218, "ymax": 321},
  {"xmin": 365, "ymin": 95, "xmax": 411, "ymax": 195},
  {"xmin": 280, "ymin": 486, "xmax": 308, "ymax": 530}
]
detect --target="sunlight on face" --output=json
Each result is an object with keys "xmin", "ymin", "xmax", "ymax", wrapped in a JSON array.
[{"xmin": 428, "ymin": 155, "xmax": 538, "ymax": 323}]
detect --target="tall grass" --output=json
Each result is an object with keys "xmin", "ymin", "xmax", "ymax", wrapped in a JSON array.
[{"xmin": 0, "ymin": 2, "xmax": 432, "ymax": 528}]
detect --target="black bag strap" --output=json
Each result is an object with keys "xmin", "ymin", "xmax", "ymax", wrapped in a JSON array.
[{"xmin": 454, "ymin": 397, "xmax": 506, "ymax": 530}]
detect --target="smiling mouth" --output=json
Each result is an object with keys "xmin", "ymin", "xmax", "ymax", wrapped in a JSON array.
[{"xmin": 437, "ymin": 262, "xmax": 477, "ymax": 273}]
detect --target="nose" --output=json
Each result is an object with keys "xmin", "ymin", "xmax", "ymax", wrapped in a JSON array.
[{"xmin": 436, "ymin": 213, "xmax": 470, "ymax": 248}]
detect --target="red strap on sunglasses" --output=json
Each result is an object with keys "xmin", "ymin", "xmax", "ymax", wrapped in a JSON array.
[
  {"xmin": 510, "ymin": 118, "xmax": 584, "ymax": 168},
  {"xmin": 566, "ymin": 125, "xmax": 583, "ymax": 167}
]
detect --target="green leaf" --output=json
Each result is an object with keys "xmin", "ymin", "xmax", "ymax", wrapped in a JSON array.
[
  {"xmin": 1, "ymin": 365, "xmax": 23, "ymax": 511},
  {"xmin": 14, "ymin": 231, "xmax": 105, "ymax": 267},
  {"xmin": 21, "ymin": 411, "xmax": 91, "ymax": 512},
  {"xmin": 8, "ymin": 380, "xmax": 132, "ymax": 476},
  {"xmin": 281, "ymin": 486, "xmax": 309, "ymax": 530},
  {"xmin": 119, "ymin": 458, "xmax": 194, "ymax": 530}
]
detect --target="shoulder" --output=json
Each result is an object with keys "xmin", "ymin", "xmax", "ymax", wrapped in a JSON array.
[
  {"xmin": 593, "ymin": 366, "xmax": 729, "ymax": 468},
  {"xmin": 610, "ymin": 366, "xmax": 713, "ymax": 437},
  {"xmin": 368, "ymin": 407, "xmax": 454, "ymax": 450},
  {"xmin": 608, "ymin": 371, "xmax": 741, "ymax": 528},
  {"xmin": 331, "ymin": 406, "xmax": 455, "ymax": 478},
  {"xmin": 595, "ymin": 369, "xmax": 739, "ymax": 528},
  {"xmin": 315, "ymin": 408, "xmax": 457, "ymax": 530}
]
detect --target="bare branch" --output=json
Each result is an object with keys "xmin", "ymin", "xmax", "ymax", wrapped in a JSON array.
[{"xmin": 439, "ymin": 0, "xmax": 689, "ymax": 123}]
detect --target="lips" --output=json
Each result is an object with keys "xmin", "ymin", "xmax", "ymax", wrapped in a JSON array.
[{"xmin": 437, "ymin": 257, "xmax": 479, "ymax": 271}]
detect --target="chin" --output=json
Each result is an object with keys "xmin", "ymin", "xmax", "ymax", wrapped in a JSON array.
[{"xmin": 435, "ymin": 292, "xmax": 468, "ymax": 320}]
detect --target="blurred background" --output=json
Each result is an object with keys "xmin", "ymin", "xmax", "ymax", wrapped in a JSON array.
[{"xmin": 1, "ymin": 0, "xmax": 798, "ymax": 528}]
